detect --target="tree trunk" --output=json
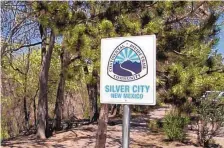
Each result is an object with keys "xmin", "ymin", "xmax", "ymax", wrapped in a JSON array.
[
  {"xmin": 87, "ymin": 70, "xmax": 99, "ymax": 122},
  {"xmin": 34, "ymin": 93, "xmax": 37, "ymax": 128},
  {"xmin": 24, "ymin": 96, "xmax": 29, "ymax": 129},
  {"xmin": 23, "ymin": 88, "xmax": 29, "ymax": 130},
  {"xmin": 54, "ymin": 48, "xmax": 80, "ymax": 130},
  {"xmin": 54, "ymin": 49, "xmax": 66, "ymax": 130},
  {"xmin": 24, "ymin": 75, "xmax": 29, "ymax": 130},
  {"xmin": 93, "ymin": 83, "xmax": 98, "ymax": 120},
  {"xmin": 24, "ymin": 48, "xmax": 31, "ymax": 131},
  {"xmin": 87, "ymin": 83, "xmax": 98, "ymax": 122},
  {"xmin": 95, "ymin": 104, "xmax": 108, "ymax": 148},
  {"xmin": 32, "ymin": 87, "xmax": 39, "ymax": 128},
  {"xmin": 87, "ymin": 84, "xmax": 92, "ymax": 120},
  {"xmin": 37, "ymin": 28, "xmax": 55, "ymax": 139}
]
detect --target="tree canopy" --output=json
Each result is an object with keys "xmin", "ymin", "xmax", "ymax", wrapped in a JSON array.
[{"xmin": 1, "ymin": 1, "xmax": 224, "ymax": 147}]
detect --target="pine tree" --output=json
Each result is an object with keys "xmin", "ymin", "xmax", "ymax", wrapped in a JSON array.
[
  {"xmin": 1, "ymin": 1, "xmax": 223, "ymax": 145},
  {"xmin": 92, "ymin": 2, "xmax": 224, "ymax": 147}
]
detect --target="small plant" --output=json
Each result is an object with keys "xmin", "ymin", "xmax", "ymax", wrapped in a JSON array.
[
  {"xmin": 148, "ymin": 119, "xmax": 162, "ymax": 132},
  {"xmin": 163, "ymin": 109, "xmax": 189, "ymax": 141},
  {"xmin": 178, "ymin": 101, "xmax": 195, "ymax": 116},
  {"xmin": 1, "ymin": 125, "xmax": 10, "ymax": 140},
  {"xmin": 196, "ymin": 96, "xmax": 224, "ymax": 147}
]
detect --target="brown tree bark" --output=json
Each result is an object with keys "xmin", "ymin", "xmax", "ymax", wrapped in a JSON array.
[
  {"xmin": 54, "ymin": 48, "xmax": 80, "ymax": 130},
  {"xmin": 54, "ymin": 48, "xmax": 66, "ymax": 130},
  {"xmin": 87, "ymin": 83, "xmax": 98, "ymax": 122},
  {"xmin": 95, "ymin": 104, "xmax": 109, "ymax": 148},
  {"xmin": 33, "ymin": 87, "xmax": 39, "ymax": 128},
  {"xmin": 23, "ymin": 72, "xmax": 29, "ymax": 130},
  {"xmin": 87, "ymin": 70, "xmax": 99, "ymax": 122},
  {"xmin": 109, "ymin": 104, "xmax": 121, "ymax": 117},
  {"xmin": 37, "ymin": 27, "xmax": 55, "ymax": 139},
  {"xmin": 23, "ymin": 48, "xmax": 31, "ymax": 131}
]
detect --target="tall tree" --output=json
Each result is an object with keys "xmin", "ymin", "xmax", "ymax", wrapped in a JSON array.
[
  {"xmin": 33, "ymin": 1, "xmax": 58, "ymax": 139},
  {"xmin": 37, "ymin": 25, "xmax": 55, "ymax": 138},
  {"xmin": 95, "ymin": 104, "xmax": 108, "ymax": 148},
  {"xmin": 23, "ymin": 48, "xmax": 31, "ymax": 130},
  {"xmin": 33, "ymin": 1, "xmax": 83, "ymax": 137},
  {"xmin": 87, "ymin": 69, "xmax": 99, "ymax": 122},
  {"xmin": 54, "ymin": 46, "xmax": 81, "ymax": 130},
  {"xmin": 53, "ymin": 9, "xmax": 89, "ymax": 129},
  {"xmin": 53, "ymin": 1, "xmax": 101, "ymax": 129},
  {"xmin": 93, "ymin": 1, "xmax": 224, "ymax": 147}
]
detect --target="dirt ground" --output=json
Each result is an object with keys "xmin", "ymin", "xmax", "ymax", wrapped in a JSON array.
[{"xmin": 2, "ymin": 106, "xmax": 224, "ymax": 148}]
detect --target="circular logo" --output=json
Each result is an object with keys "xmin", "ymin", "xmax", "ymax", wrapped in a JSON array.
[{"xmin": 107, "ymin": 40, "xmax": 148, "ymax": 82}]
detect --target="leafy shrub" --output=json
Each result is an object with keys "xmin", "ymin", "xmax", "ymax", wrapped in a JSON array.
[
  {"xmin": 1, "ymin": 125, "xmax": 10, "ymax": 140},
  {"xmin": 163, "ymin": 110, "xmax": 189, "ymax": 141},
  {"xmin": 84, "ymin": 108, "xmax": 89, "ymax": 119},
  {"xmin": 196, "ymin": 97, "xmax": 224, "ymax": 147},
  {"xmin": 156, "ymin": 97, "xmax": 165, "ymax": 107},
  {"xmin": 148, "ymin": 119, "xmax": 162, "ymax": 132},
  {"xmin": 178, "ymin": 101, "xmax": 195, "ymax": 115}
]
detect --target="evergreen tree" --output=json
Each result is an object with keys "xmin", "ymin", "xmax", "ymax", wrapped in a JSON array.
[
  {"xmin": 1, "ymin": 1, "xmax": 223, "ymax": 146},
  {"xmin": 92, "ymin": 2, "xmax": 224, "ymax": 147}
]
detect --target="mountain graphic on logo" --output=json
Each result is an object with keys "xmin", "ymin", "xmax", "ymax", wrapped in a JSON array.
[
  {"xmin": 107, "ymin": 40, "xmax": 148, "ymax": 82},
  {"xmin": 113, "ymin": 48, "xmax": 142, "ymax": 76}
]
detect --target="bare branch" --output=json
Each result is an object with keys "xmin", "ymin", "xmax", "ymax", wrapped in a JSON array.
[
  {"xmin": 11, "ymin": 41, "xmax": 42, "ymax": 52},
  {"xmin": 166, "ymin": 2, "xmax": 206, "ymax": 25},
  {"xmin": 172, "ymin": 50, "xmax": 196, "ymax": 58},
  {"xmin": 66, "ymin": 54, "xmax": 81, "ymax": 66},
  {"xmin": 6, "ymin": 55, "xmax": 25, "ymax": 75},
  {"xmin": 201, "ymin": 68, "xmax": 224, "ymax": 75},
  {"xmin": 145, "ymin": 2, "xmax": 158, "ymax": 8}
]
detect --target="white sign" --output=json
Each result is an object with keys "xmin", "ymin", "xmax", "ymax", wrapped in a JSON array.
[{"xmin": 100, "ymin": 35, "xmax": 156, "ymax": 105}]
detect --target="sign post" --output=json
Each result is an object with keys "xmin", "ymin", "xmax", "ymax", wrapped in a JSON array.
[
  {"xmin": 122, "ymin": 105, "xmax": 130, "ymax": 148},
  {"xmin": 100, "ymin": 35, "xmax": 156, "ymax": 147}
]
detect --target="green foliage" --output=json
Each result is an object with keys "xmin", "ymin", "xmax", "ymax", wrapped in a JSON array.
[
  {"xmin": 83, "ymin": 107, "xmax": 90, "ymax": 119},
  {"xmin": 2, "ymin": 1, "xmax": 224, "ymax": 140},
  {"xmin": 116, "ymin": 15, "xmax": 141, "ymax": 35},
  {"xmin": 32, "ymin": 1, "xmax": 85, "ymax": 32},
  {"xmin": 143, "ymin": 18, "xmax": 164, "ymax": 34},
  {"xmin": 196, "ymin": 95, "xmax": 224, "ymax": 147},
  {"xmin": 156, "ymin": 97, "xmax": 163, "ymax": 107},
  {"xmin": 168, "ymin": 62, "xmax": 224, "ymax": 99},
  {"xmin": 148, "ymin": 119, "xmax": 163, "ymax": 133},
  {"xmin": 152, "ymin": 2, "xmax": 224, "ymax": 107},
  {"xmin": 1, "ymin": 120, "xmax": 10, "ymax": 140},
  {"xmin": 1, "ymin": 48, "xmax": 61, "ymax": 137},
  {"xmin": 163, "ymin": 110, "xmax": 190, "ymax": 141},
  {"xmin": 99, "ymin": 19, "xmax": 116, "ymax": 37},
  {"xmin": 178, "ymin": 101, "xmax": 195, "ymax": 115}
]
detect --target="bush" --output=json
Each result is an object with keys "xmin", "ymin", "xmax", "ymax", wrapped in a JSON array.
[
  {"xmin": 148, "ymin": 119, "xmax": 163, "ymax": 132},
  {"xmin": 196, "ymin": 97, "xmax": 224, "ymax": 147},
  {"xmin": 178, "ymin": 101, "xmax": 195, "ymax": 115},
  {"xmin": 156, "ymin": 97, "xmax": 165, "ymax": 107},
  {"xmin": 1, "ymin": 125, "xmax": 10, "ymax": 140},
  {"xmin": 163, "ymin": 110, "xmax": 189, "ymax": 141}
]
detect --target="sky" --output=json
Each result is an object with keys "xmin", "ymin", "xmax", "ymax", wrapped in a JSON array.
[{"xmin": 216, "ymin": 14, "xmax": 224, "ymax": 55}]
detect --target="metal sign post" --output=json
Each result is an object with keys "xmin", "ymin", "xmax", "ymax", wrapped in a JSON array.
[{"xmin": 122, "ymin": 105, "xmax": 131, "ymax": 148}]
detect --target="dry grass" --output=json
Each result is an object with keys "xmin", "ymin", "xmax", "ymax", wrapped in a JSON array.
[{"xmin": 2, "ymin": 106, "xmax": 223, "ymax": 148}]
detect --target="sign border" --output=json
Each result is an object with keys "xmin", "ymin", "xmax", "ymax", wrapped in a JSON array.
[{"xmin": 100, "ymin": 35, "xmax": 156, "ymax": 105}]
